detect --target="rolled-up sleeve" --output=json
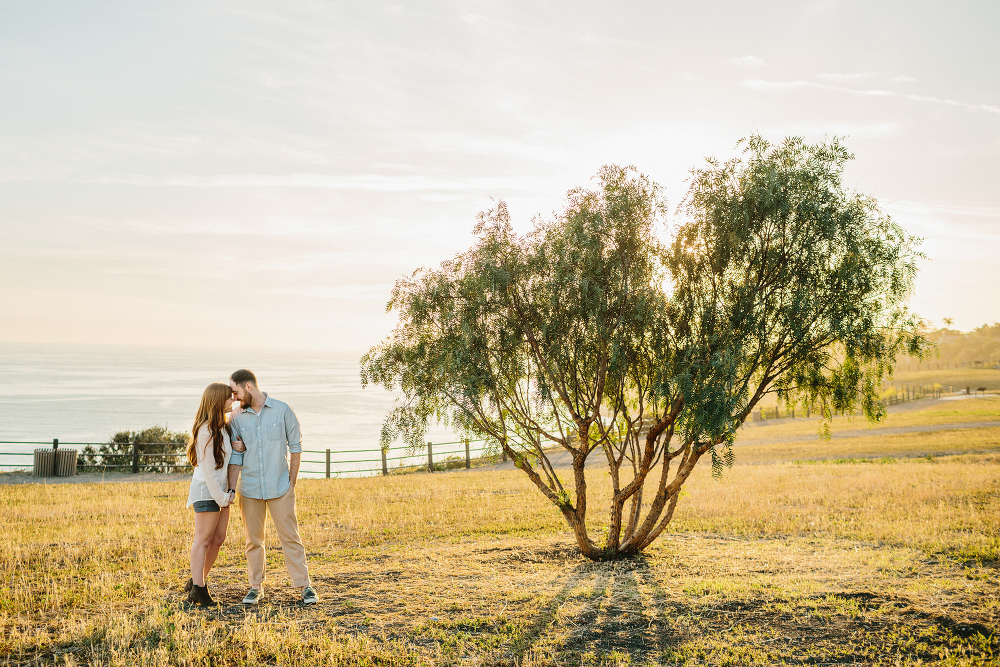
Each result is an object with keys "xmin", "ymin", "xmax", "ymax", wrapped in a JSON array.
[{"xmin": 285, "ymin": 406, "xmax": 302, "ymax": 454}]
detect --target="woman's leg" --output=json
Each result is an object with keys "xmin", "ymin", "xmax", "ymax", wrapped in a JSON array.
[
  {"xmin": 202, "ymin": 507, "xmax": 230, "ymax": 581},
  {"xmin": 191, "ymin": 510, "xmax": 222, "ymax": 587}
]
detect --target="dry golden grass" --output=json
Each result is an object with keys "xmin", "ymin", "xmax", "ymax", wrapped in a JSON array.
[
  {"xmin": 676, "ymin": 453, "xmax": 1000, "ymax": 561},
  {"xmin": 3, "ymin": 428, "xmax": 999, "ymax": 665}
]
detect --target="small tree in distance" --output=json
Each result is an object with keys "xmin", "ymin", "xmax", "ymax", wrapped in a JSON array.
[
  {"xmin": 80, "ymin": 425, "xmax": 188, "ymax": 473},
  {"xmin": 361, "ymin": 136, "xmax": 928, "ymax": 560}
]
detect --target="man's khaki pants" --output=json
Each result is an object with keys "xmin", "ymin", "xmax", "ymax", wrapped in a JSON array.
[{"xmin": 240, "ymin": 485, "xmax": 311, "ymax": 589}]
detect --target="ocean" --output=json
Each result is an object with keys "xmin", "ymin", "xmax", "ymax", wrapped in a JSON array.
[{"xmin": 0, "ymin": 343, "xmax": 478, "ymax": 477}]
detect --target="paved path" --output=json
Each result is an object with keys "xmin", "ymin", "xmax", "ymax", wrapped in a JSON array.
[
  {"xmin": 735, "ymin": 420, "xmax": 1000, "ymax": 445},
  {"xmin": 0, "ymin": 471, "xmax": 190, "ymax": 486},
  {"xmin": 491, "ymin": 419, "xmax": 1000, "ymax": 471}
]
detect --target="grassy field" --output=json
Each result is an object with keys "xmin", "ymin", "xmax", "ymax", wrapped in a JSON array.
[{"xmin": 4, "ymin": 404, "xmax": 1000, "ymax": 665}]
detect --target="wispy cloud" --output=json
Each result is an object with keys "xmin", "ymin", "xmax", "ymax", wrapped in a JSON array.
[
  {"xmin": 892, "ymin": 75, "xmax": 917, "ymax": 83},
  {"xmin": 884, "ymin": 201, "xmax": 1000, "ymax": 250},
  {"xmin": 732, "ymin": 55, "xmax": 765, "ymax": 67},
  {"xmin": 816, "ymin": 71, "xmax": 877, "ymax": 82},
  {"xmin": 903, "ymin": 93, "xmax": 1000, "ymax": 115},
  {"xmin": 0, "ymin": 172, "xmax": 554, "ymax": 193},
  {"xmin": 884, "ymin": 200, "xmax": 1000, "ymax": 219},
  {"xmin": 741, "ymin": 79, "xmax": 891, "ymax": 96},
  {"xmin": 741, "ymin": 79, "xmax": 1000, "ymax": 115},
  {"xmin": 757, "ymin": 121, "xmax": 900, "ymax": 138},
  {"xmin": 265, "ymin": 284, "xmax": 396, "ymax": 300}
]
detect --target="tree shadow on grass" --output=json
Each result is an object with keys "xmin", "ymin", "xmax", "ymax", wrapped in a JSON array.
[
  {"xmin": 512, "ymin": 556, "xmax": 1000, "ymax": 665},
  {"xmin": 513, "ymin": 554, "xmax": 683, "ymax": 661}
]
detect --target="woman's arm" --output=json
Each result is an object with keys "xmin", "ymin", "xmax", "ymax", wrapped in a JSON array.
[{"xmin": 197, "ymin": 427, "xmax": 230, "ymax": 506}]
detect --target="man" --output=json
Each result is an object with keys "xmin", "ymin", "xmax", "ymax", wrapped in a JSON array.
[{"xmin": 227, "ymin": 368, "xmax": 318, "ymax": 605}]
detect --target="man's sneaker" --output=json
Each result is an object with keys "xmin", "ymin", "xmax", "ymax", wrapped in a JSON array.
[
  {"xmin": 302, "ymin": 586, "xmax": 319, "ymax": 605},
  {"xmin": 242, "ymin": 588, "xmax": 261, "ymax": 605}
]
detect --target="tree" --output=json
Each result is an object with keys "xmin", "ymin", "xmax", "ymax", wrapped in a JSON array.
[{"xmin": 361, "ymin": 136, "xmax": 926, "ymax": 560}]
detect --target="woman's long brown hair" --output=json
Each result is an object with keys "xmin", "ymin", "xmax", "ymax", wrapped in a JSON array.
[{"xmin": 187, "ymin": 382, "xmax": 231, "ymax": 470}]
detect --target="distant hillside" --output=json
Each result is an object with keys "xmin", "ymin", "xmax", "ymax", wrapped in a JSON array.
[{"xmin": 900, "ymin": 323, "xmax": 1000, "ymax": 369}]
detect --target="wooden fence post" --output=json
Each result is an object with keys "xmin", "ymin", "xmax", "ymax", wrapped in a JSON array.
[
  {"xmin": 53, "ymin": 438, "xmax": 58, "ymax": 450},
  {"xmin": 325, "ymin": 449, "xmax": 331, "ymax": 478},
  {"xmin": 464, "ymin": 439, "xmax": 470, "ymax": 469},
  {"xmin": 131, "ymin": 442, "xmax": 139, "ymax": 474},
  {"xmin": 427, "ymin": 442, "xmax": 433, "ymax": 473},
  {"xmin": 381, "ymin": 447, "xmax": 388, "ymax": 476}
]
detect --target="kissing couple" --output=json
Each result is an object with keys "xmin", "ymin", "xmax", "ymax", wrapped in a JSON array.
[{"xmin": 183, "ymin": 368, "xmax": 319, "ymax": 607}]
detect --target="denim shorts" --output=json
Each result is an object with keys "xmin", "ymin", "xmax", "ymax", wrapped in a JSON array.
[{"xmin": 192, "ymin": 500, "xmax": 221, "ymax": 513}]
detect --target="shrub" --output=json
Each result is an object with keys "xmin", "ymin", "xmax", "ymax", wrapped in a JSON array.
[{"xmin": 79, "ymin": 425, "xmax": 189, "ymax": 473}]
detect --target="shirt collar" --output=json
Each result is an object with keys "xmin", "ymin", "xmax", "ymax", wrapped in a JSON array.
[{"xmin": 247, "ymin": 393, "xmax": 273, "ymax": 415}]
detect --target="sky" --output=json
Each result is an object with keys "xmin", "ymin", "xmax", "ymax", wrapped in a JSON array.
[{"xmin": 1, "ymin": 0, "xmax": 998, "ymax": 352}]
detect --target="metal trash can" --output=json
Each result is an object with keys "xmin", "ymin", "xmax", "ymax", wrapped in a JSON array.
[
  {"xmin": 33, "ymin": 449, "xmax": 56, "ymax": 477},
  {"xmin": 54, "ymin": 449, "xmax": 78, "ymax": 476}
]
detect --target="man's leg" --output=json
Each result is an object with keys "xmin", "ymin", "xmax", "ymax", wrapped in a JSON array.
[
  {"xmin": 266, "ymin": 485, "xmax": 311, "ymax": 588},
  {"xmin": 240, "ymin": 496, "xmax": 268, "ymax": 588}
]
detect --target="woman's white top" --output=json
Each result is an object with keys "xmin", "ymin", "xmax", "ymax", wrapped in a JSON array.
[{"xmin": 186, "ymin": 425, "xmax": 233, "ymax": 508}]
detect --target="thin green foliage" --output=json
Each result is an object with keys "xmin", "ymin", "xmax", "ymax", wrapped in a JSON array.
[{"xmin": 362, "ymin": 136, "xmax": 927, "ymax": 559}]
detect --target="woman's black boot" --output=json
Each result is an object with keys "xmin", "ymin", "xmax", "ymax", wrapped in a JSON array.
[{"xmin": 187, "ymin": 584, "xmax": 218, "ymax": 607}]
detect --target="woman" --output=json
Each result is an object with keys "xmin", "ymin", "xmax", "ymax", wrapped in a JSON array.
[{"xmin": 184, "ymin": 382, "xmax": 244, "ymax": 606}]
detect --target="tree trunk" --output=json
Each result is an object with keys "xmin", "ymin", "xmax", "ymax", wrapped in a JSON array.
[
  {"xmin": 605, "ymin": 456, "xmax": 624, "ymax": 552},
  {"xmin": 503, "ymin": 440, "xmax": 601, "ymax": 558}
]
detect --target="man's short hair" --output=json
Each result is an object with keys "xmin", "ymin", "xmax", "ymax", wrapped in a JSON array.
[{"xmin": 230, "ymin": 369, "xmax": 258, "ymax": 387}]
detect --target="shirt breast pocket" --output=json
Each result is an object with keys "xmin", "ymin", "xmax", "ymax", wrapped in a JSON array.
[
  {"xmin": 237, "ymin": 425, "xmax": 255, "ymax": 446},
  {"xmin": 267, "ymin": 422, "xmax": 284, "ymax": 442}
]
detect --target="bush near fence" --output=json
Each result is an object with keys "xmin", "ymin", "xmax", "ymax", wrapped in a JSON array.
[{"xmin": 79, "ymin": 426, "xmax": 188, "ymax": 473}]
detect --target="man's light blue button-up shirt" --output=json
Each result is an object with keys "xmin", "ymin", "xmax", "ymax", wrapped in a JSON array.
[{"xmin": 229, "ymin": 394, "xmax": 302, "ymax": 500}]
